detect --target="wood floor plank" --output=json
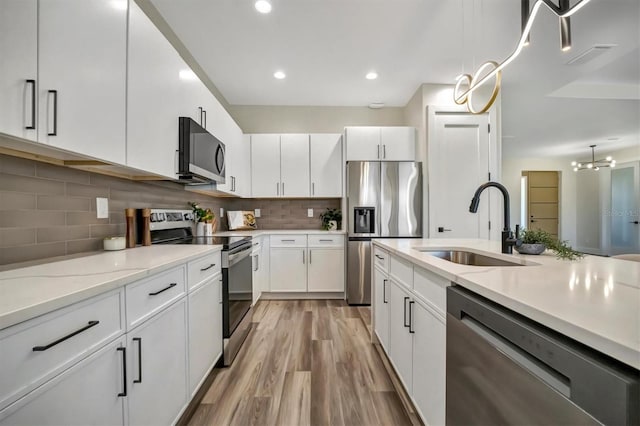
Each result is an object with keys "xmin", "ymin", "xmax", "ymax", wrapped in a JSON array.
[
  {"xmin": 275, "ymin": 371, "xmax": 311, "ymax": 426},
  {"xmin": 310, "ymin": 340, "xmax": 344, "ymax": 426},
  {"xmin": 371, "ymin": 391, "xmax": 414, "ymax": 426},
  {"xmin": 187, "ymin": 301, "xmax": 415, "ymax": 426}
]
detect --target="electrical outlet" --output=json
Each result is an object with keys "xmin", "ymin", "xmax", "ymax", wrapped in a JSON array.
[
  {"xmin": 96, "ymin": 197, "xmax": 109, "ymax": 219},
  {"xmin": 254, "ymin": 209, "xmax": 261, "ymax": 218},
  {"xmin": 220, "ymin": 207, "xmax": 224, "ymax": 218},
  {"xmin": 307, "ymin": 208, "xmax": 313, "ymax": 218}
]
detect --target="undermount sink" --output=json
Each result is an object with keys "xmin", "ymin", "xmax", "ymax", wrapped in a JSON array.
[{"xmin": 416, "ymin": 249, "xmax": 527, "ymax": 267}]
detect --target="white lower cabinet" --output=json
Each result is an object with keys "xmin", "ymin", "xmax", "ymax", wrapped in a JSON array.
[
  {"xmin": 270, "ymin": 248, "xmax": 307, "ymax": 292},
  {"xmin": 388, "ymin": 280, "xmax": 413, "ymax": 392},
  {"xmin": 412, "ymin": 299, "xmax": 446, "ymax": 426},
  {"xmin": 127, "ymin": 298, "xmax": 188, "ymax": 426},
  {"xmin": 0, "ymin": 337, "xmax": 127, "ymax": 425},
  {"xmin": 187, "ymin": 275, "xmax": 222, "ymax": 397},
  {"xmin": 373, "ymin": 266, "xmax": 390, "ymax": 351},
  {"xmin": 307, "ymin": 248, "xmax": 344, "ymax": 292},
  {"xmin": 375, "ymin": 251, "xmax": 447, "ymax": 426}
]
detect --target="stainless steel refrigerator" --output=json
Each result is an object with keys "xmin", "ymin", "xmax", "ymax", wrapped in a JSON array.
[{"xmin": 346, "ymin": 161, "xmax": 422, "ymax": 305}]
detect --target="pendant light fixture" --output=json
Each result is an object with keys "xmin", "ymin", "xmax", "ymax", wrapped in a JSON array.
[
  {"xmin": 571, "ymin": 145, "xmax": 616, "ymax": 172},
  {"xmin": 454, "ymin": 0, "xmax": 592, "ymax": 114}
]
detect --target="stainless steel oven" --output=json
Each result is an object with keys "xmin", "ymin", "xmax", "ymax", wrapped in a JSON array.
[{"xmin": 221, "ymin": 239, "xmax": 253, "ymax": 365}]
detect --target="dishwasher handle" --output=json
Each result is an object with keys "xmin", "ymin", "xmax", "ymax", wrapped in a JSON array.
[{"xmin": 461, "ymin": 314, "xmax": 571, "ymax": 398}]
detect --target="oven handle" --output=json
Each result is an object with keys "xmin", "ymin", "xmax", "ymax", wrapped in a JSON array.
[{"xmin": 227, "ymin": 246, "xmax": 252, "ymax": 267}]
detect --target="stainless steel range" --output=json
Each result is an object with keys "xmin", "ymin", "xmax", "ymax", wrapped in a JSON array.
[{"xmin": 141, "ymin": 209, "xmax": 253, "ymax": 365}]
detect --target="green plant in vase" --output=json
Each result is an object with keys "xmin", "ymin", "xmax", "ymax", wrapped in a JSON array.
[
  {"xmin": 517, "ymin": 228, "xmax": 584, "ymax": 260},
  {"xmin": 319, "ymin": 208, "xmax": 342, "ymax": 231}
]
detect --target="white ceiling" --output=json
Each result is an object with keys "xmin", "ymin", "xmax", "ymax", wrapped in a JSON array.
[{"xmin": 151, "ymin": 0, "xmax": 640, "ymax": 158}]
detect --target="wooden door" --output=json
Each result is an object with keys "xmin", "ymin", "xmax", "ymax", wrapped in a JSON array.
[
  {"xmin": 525, "ymin": 171, "xmax": 559, "ymax": 237},
  {"xmin": 429, "ymin": 112, "xmax": 491, "ymax": 239}
]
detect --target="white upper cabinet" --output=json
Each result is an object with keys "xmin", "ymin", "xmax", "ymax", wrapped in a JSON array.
[
  {"xmin": 310, "ymin": 134, "xmax": 342, "ymax": 197},
  {"xmin": 345, "ymin": 126, "xmax": 416, "ymax": 161},
  {"xmin": 380, "ymin": 127, "xmax": 416, "ymax": 161},
  {"xmin": 0, "ymin": 0, "xmax": 37, "ymax": 142},
  {"xmin": 37, "ymin": 0, "xmax": 127, "ymax": 165},
  {"xmin": 127, "ymin": 2, "xmax": 186, "ymax": 178},
  {"xmin": 251, "ymin": 134, "xmax": 281, "ymax": 197},
  {"xmin": 280, "ymin": 134, "xmax": 310, "ymax": 197}
]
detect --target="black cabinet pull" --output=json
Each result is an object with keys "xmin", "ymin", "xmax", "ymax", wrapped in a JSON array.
[
  {"xmin": 47, "ymin": 90, "xmax": 57, "ymax": 136},
  {"xmin": 32, "ymin": 320, "xmax": 99, "ymax": 351},
  {"xmin": 117, "ymin": 346, "xmax": 127, "ymax": 397},
  {"xmin": 383, "ymin": 279, "xmax": 388, "ymax": 303},
  {"xmin": 409, "ymin": 301, "xmax": 415, "ymax": 334},
  {"xmin": 200, "ymin": 263, "xmax": 216, "ymax": 272},
  {"xmin": 198, "ymin": 106, "xmax": 203, "ymax": 126},
  {"xmin": 203, "ymin": 109, "xmax": 207, "ymax": 129},
  {"xmin": 133, "ymin": 337, "xmax": 142, "ymax": 383},
  {"xmin": 437, "ymin": 227, "xmax": 452, "ymax": 233},
  {"xmin": 25, "ymin": 79, "xmax": 36, "ymax": 129},
  {"xmin": 148, "ymin": 282, "xmax": 177, "ymax": 296},
  {"xmin": 375, "ymin": 254, "xmax": 384, "ymax": 260},
  {"xmin": 403, "ymin": 297, "xmax": 410, "ymax": 327}
]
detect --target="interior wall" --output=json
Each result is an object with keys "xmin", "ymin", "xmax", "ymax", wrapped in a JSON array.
[
  {"xmin": 501, "ymin": 157, "xmax": 578, "ymax": 246},
  {"xmin": 227, "ymin": 105, "xmax": 406, "ymax": 133}
]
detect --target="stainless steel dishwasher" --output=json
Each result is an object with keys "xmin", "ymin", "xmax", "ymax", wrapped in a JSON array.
[{"xmin": 446, "ymin": 286, "xmax": 639, "ymax": 426}]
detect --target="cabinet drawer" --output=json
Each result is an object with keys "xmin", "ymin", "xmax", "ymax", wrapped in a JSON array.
[
  {"xmin": 390, "ymin": 254, "xmax": 413, "ymax": 289},
  {"xmin": 188, "ymin": 251, "xmax": 221, "ymax": 290},
  {"xmin": 270, "ymin": 234, "xmax": 307, "ymax": 247},
  {"xmin": 126, "ymin": 266, "xmax": 186, "ymax": 329},
  {"xmin": 413, "ymin": 267, "xmax": 448, "ymax": 315},
  {"xmin": 308, "ymin": 234, "xmax": 344, "ymax": 247},
  {"xmin": 0, "ymin": 290, "xmax": 124, "ymax": 410},
  {"xmin": 373, "ymin": 247, "xmax": 390, "ymax": 272}
]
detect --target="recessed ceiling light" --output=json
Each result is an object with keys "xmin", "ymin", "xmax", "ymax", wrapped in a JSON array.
[
  {"xmin": 179, "ymin": 69, "xmax": 197, "ymax": 81},
  {"xmin": 366, "ymin": 72, "xmax": 378, "ymax": 80},
  {"xmin": 368, "ymin": 102, "xmax": 385, "ymax": 109},
  {"xmin": 273, "ymin": 71, "xmax": 286, "ymax": 79},
  {"xmin": 255, "ymin": 0, "xmax": 272, "ymax": 14}
]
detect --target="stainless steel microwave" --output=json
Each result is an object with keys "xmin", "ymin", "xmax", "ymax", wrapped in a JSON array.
[{"xmin": 178, "ymin": 117, "xmax": 226, "ymax": 184}]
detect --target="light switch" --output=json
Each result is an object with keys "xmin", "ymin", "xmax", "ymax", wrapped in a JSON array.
[
  {"xmin": 307, "ymin": 208, "xmax": 313, "ymax": 218},
  {"xmin": 96, "ymin": 197, "xmax": 109, "ymax": 219},
  {"xmin": 254, "ymin": 209, "xmax": 261, "ymax": 218}
]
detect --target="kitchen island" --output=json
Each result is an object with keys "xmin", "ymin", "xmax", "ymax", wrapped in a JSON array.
[{"xmin": 372, "ymin": 238, "xmax": 640, "ymax": 426}]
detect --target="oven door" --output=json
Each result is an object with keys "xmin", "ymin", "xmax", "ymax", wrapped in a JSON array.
[{"xmin": 222, "ymin": 246, "xmax": 252, "ymax": 338}]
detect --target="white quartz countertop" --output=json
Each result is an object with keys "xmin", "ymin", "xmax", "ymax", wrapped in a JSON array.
[
  {"xmin": 373, "ymin": 238, "xmax": 640, "ymax": 370},
  {"xmin": 0, "ymin": 245, "xmax": 221, "ymax": 330},
  {"xmin": 213, "ymin": 229, "xmax": 347, "ymax": 237}
]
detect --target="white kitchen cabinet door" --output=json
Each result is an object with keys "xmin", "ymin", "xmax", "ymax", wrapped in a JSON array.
[
  {"xmin": 310, "ymin": 134, "xmax": 342, "ymax": 197},
  {"xmin": 127, "ymin": 2, "xmax": 188, "ymax": 178},
  {"xmin": 128, "ymin": 298, "xmax": 188, "ymax": 426},
  {"xmin": 251, "ymin": 134, "xmax": 281, "ymax": 197},
  {"xmin": 280, "ymin": 134, "xmax": 310, "ymax": 197},
  {"xmin": 261, "ymin": 235, "xmax": 271, "ymax": 292},
  {"xmin": 270, "ymin": 248, "xmax": 307, "ymax": 292},
  {"xmin": 0, "ymin": 0, "xmax": 37, "ymax": 141},
  {"xmin": 235, "ymin": 134, "xmax": 251, "ymax": 197},
  {"xmin": 380, "ymin": 127, "xmax": 416, "ymax": 161},
  {"xmin": 0, "ymin": 338, "xmax": 126, "ymax": 426},
  {"xmin": 188, "ymin": 276, "xmax": 222, "ymax": 397},
  {"xmin": 345, "ymin": 127, "xmax": 381, "ymax": 161},
  {"xmin": 38, "ymin": 0, "xmax": 127, "ymax": 165},
  {"xmin": 307, "ymin": 249, "xmax": 344, "ymax": 292},
  {"xmin": 373, "ymin": 267, "xmax": 390, "ymax": 351},
  {"xmin": 412, "ymin": 300, "xmax": 446, "ymax": 426},
  {"xmin": 388, "ymin": 280, "xmax": 413, "ymax": 393}
]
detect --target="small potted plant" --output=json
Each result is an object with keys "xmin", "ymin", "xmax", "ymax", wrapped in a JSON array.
[
  {"xmin": 189, "ymin": 202, "xmax": 215, "ymax": 236},
  {"xmin": 319, "ymin": 208, "xmax": 342, "ymax": 231},
  {"xmin": 516, "ymin": 228, "xmax": 583, "ymax": 260}
]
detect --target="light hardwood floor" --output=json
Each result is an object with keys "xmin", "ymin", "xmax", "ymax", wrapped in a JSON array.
[{"xmin": 187, "ymin": 300, "xmax": 416, "ymax": 426}]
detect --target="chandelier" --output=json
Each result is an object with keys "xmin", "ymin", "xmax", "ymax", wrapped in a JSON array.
[{"xmin": 571, "ymin": 145, "xmax": 616, "ymax": 171}]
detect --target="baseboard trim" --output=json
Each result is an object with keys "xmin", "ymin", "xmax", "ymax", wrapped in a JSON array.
[
  {"xmin": 176, "ymin": 360, "xmax": 222, "ymax": 426},
  {"xmin": 259, "ymin": 291, "xmax": 344, "ymax": 300}
]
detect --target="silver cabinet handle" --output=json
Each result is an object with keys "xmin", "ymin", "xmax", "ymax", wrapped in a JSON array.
[
  {"xmin": 282, "ymin": 182, "xmax": 285, "ymax": 196},
  {"xmin": 377, "ymin": 145, "xmax": 380, "ymax": 159},
  {"xmin": 309, "ymin": 249, "xmax": 312, "ymax": 264},
  {"xmin": 319, "ymin": 239, "xmax": 333, "ymax": 242},
  {"xmin": 276, "ymin": 182, "xmax": 279, "ymax": 196},
  {"xmin": 302, "ymin": 250, "xmax": 305, "ymax": 264},
  {"xmin": 312, "ymin": 182, "xmax": 315, "ymax": 196},
  {"xmin": 281, "ymin": 239, "xmax": 296, "ymax": 242}
]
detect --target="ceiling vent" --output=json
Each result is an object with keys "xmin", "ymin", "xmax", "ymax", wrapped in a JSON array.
[{"xmin": 566, "ymin": 44, "xmax": 617, "ymax": 65}]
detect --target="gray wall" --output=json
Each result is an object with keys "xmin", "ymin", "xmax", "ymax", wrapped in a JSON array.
[
  {"xmin": 226, "ymin": 198, "xmax": 341, "ymax": 230},
  {"xmin": 228, "ymin": 105, "xmax": 406, "ymax": 133}
]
